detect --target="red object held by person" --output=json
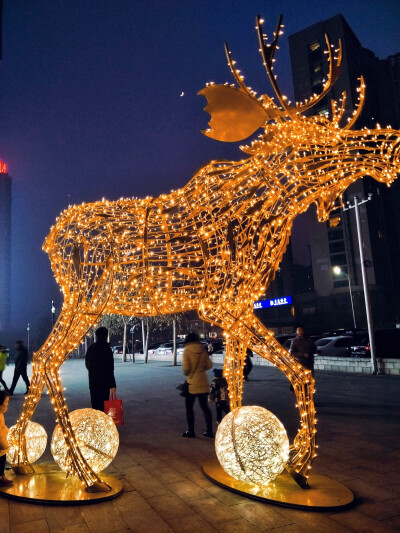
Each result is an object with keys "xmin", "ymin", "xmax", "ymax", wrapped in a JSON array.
[{"xmin": 104, "ymin": 391, "xmax": 124, "ymax": 426}]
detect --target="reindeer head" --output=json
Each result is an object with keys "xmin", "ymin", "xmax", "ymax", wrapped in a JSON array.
[{"xmin": 199, "ymin": 16, "xmax": 400, "ymax": 222}]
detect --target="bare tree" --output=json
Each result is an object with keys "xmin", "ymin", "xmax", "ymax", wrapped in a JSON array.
[
  {"xmin": 155, "ymin": 313, "xmax": 186, "ymax": 365},
  {"xmin": 142, "ymin": 315, "xmax": 166, "ymax": 363}
]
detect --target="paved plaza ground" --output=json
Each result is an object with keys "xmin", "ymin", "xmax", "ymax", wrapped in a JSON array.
[{"xmin": 0, "ymin": 357, "xmax": 399, "ymax": 532}]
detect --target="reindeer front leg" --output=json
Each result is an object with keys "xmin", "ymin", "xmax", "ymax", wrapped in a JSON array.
[
  {"xmin": 223, "ymin": 337, "xmax": 246, "ymax": 410},
  {"xmin": 200, "ymin": 305, "xmax": 316, "ymax": 488},
  {"xmin": 45, "ymin": 364, "xmax": 110, "ymax": 491},
  {"xmin": 10, "ymin": 307, "xmax": 110, "ymax": 490}
]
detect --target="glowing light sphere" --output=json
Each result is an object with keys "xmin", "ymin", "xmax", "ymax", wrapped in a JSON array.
[
  {"xmin": 7, "ymin": 421, "xmax": 47, "ymax": 464},
  {"xmin": 215, "ymin": 405, "xmax": 289, "ymax": 486},
  {"xmin": 51, "ymin": 408, "xmax": 119, "ymax": 473}
]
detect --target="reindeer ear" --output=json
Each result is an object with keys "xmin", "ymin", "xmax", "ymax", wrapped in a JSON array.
[{"xmin": 198, "ymin": 85, "xmax": 270, "ymax": 142}]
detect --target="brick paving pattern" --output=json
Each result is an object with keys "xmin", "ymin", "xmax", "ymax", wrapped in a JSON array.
[{"xmin": 0, "ymin": 358, "xmax": 399, "ymax": 532}]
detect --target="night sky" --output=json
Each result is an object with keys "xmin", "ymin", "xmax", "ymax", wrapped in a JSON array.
[{"xmin": 1, "ymin": 0, "xmax": 399, "ymax": 332}]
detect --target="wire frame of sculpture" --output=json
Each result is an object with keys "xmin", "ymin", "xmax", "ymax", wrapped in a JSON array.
[{"xmin": 8, "ymin": 15, "xmax": 400, "ymax": 491}]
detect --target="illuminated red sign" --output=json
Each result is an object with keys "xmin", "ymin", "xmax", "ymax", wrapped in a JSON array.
[{"xmin": 0, "ymin": 161, "xmax": 8, "ymax": 174}]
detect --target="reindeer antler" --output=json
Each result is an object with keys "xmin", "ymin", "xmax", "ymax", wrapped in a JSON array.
[
  {"xmin": 224, "ymin": 42, "xmax": 255, "ymax": 99},
  {"xmin": 256, "ymin": 16, "xmax": 342, "ymax": 116},
  {"xmin": 344, "ymin": 76, "xmax": 366, "ymax": 129},
  {"xmin": 256, "ymin": 15, "xmax": 290, "ymax": 112},
  {"xmin": 296, "ymin": 34, "xmax": 342, "ymax": 113}
]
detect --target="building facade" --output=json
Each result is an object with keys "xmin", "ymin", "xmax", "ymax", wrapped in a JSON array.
[
  {"xmin": 0, "ymin": 160, "xmax": 11, "ymax": 331},
  {"xmin": 285, "ymin": 14, "xmax": 400, "ymax": 332}
]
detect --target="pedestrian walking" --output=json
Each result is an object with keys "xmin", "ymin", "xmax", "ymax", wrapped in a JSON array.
[
  {"xmin": 9, "ymin": 341, "xmax": 30, "ymax": 395},
  {"xmin": 290, "ymin": 325, "xmax": 316, "ymax": 375},
  {"xmin": 207, "ymin": 341, "xmax": 214, "ymax": 356},
  {"xmin": 243, "ymin": 348, "xmax": 253, "ymax": 381},
  {"xmin": 208, "ymin": 368, "xmax": 230, "ymax": 423},
  {"xmin": 0, "ymin": 346, "xmax": 9, "ymax": 392},
  {"xmin": 85, "ymin": 327, "xmax": 116, "ymax": 411},
  {"xmin": 181, "ymin": 332, "xmax": 213, "ymax": 438},
  {"xmin": 0, "ymin": 390, "xmax": 12, "ymax": 486}
]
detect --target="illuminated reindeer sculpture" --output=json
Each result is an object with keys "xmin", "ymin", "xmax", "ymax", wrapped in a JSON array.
[{"xmin": 11, "ymin": 16, "xmax": 400, "ymax": 491}]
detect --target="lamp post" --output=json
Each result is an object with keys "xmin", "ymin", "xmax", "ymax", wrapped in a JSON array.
[
  {"xmin": 343, "ymin": 195, "xmax": 377, "ymax": 374},
  {"xmin": 27, "ymin": 323, "xmax": 30, "ymax": 354},
  {"xmin": 130, "ymin": 322, "xmax": 135, "ymax": 363},
  {"xmin": 332, "ymin": 266, "xmax": 357, "ymax": 330},
  {"xmin": 51, "ymin": 301, "xmax": 56, "ymax": 327}
]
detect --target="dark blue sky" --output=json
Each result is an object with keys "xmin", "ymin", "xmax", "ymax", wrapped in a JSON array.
[{"xmin": 1, "ymin": 0, "xmax": 399, "ymax": 331}]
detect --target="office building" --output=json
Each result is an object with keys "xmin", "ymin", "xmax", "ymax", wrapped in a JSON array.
[
  {"xmin": 0, "ymin": 160, "xmax": 11, "ymax": 331},
  {"xmin": 288, "ymin": 14, "xmax": 400, "ymax": 331}
]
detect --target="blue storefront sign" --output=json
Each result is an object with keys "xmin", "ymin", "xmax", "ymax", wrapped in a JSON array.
[{"xmin": 254, "ymin": 295, "xmax": 292, "ymax": 309}]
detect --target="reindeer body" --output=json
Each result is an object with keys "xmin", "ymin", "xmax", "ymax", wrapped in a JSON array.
[
  {"xmin": 10, "ymin": 16, "xmax": 400, "ymax": 491},
  {"xmin": 46, "ymin": 156, "xmax": 294, "ymax": 318}
]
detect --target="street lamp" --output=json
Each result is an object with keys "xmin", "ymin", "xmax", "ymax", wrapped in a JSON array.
[
  {"xmin": 51, "ymin": 300, "xmax": 56, "ymax": 327},
  {"xmin": 130, "ymin": 321, "xmax": 135, "ymax": 363},
  {"xmin": 332, "ymin": 266, "xmax": 357, "ymax": 330},
  {"xmin": 343, "ymin": 195, "xmax": 377, "ymax": 374}
]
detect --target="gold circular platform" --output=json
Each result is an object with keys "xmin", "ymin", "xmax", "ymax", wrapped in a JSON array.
[
  {"xmin": 203, "ymin": 459, "xmax": 354, "ymax": 510},
  {"xmin": 0, "ymin": 463, "xmax": 123, "ymax": 505}
]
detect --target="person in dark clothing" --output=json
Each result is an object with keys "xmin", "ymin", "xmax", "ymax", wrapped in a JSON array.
[
  {"xmin": 9, "ymin": 341, "xmax": 30, "ymax": 395},
  {"xmin": 208, "ymin": 368, "xmax": 230, "ymax": 423},
  {"xmin": 290, "ymin": 326, "xmax": 316, "ymax": 374},
  {"xmin": 243, "ymin": 348, "xmax": 253, "ymax": 381},
  {"xmin": 85, "ymin": 327, "xmax": 116, "ymax": 411}
]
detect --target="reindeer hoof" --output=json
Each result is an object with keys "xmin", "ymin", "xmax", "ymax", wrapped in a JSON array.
[
  {"xmin": 289, "ymin": 469, "xmax": 310, "ymax": 489},
  {"xmin": 12, "ymin": 464, "xmax": 35, "ymax": 475},
  {"xmin": 85, "ymin": 481, "xmax": 112, "ymax": 493}
]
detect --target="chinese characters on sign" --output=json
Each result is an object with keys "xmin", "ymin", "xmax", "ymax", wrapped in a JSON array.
[
  {"xmin": 254, "ymin": 296, "xmax": 293, "ymax": 309},
  {"xmin": 0, "ymin": 160, "xmax": 8, "ymax": 173}
]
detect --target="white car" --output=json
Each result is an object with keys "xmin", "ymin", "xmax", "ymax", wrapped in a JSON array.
[
  {"xmin": 314, "ymin": 336, "xmax": 354, "ymax": 357},
  {"xmin": 149, "ymin": 342, "xmax": 184, "ymax": 356}
]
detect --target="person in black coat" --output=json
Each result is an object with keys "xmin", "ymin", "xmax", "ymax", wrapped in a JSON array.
[
  {"xmin": 9, "ymin": 341, "xmax": 30, "ymax": 395},
  {"xmin": 243, "ymin": 348, "xmax": 253, "ymax": 381},
  {"xmin": 289, "ymin": 325, "xmax": 316, "ymax": 374},
  {"xmin": 85, "ymin": 327, "xmax": 116, "ymax": 411}
]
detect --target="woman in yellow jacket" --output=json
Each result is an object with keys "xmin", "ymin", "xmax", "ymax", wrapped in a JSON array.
[{"xmin": 182, "ymin": 332, "xmax": 213, "ymax": 438}]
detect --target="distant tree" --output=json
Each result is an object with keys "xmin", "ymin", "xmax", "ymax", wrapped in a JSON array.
[
  {"xmin": 141, "ymin": 315, "xmax": 166, "ymax": 363},
  {"xmin": 97, "ymin": 314, "xmax": 124, "ymax": 339},
  {"xmin": 156, "ymin": 313, "xmax": 186, "ymax": 365}
]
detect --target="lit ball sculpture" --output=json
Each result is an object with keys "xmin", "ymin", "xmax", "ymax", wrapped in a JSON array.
[
  {"xmin": 215, "ymin": 406, "xmax": 289, "ymax": 485},
  {"xmin": 7, "ymin": 421, "xmax": 47, "ymax": 465},
  {"xmin": 51, "ymin": 409, "xmax": 119, "ymax": 474}
]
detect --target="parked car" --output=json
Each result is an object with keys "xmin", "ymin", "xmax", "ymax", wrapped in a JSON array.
[
  {"xmin": 350, "ymin": 329, "xmax": 400, "ymax": 358},
  {"xmin": 314, "ymin": 336, "xmax": 357, "ymax": 357},
  {"xmin": 276, "ymin": 334, "xmax": 295, "ymax": 347},
  {"xmin": 146, "ymin": 341, "xmax": 164, "ymax": 353},
  {"xmin": 149, "ymin": 342, "xmax": 184, "ymax": 356},
  {"xmin": 112, "ymin": 345, "xmax": 131, "ymax": 355},
  {"xmin": 280, "ymin": 336, "xmax": 295, "ymax": 350},
  {"xmin": 320, "ymin": 328, "xmax": 367, "ymax": 338}
]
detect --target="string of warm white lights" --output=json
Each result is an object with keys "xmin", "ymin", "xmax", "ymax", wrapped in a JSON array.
[{"xmin": 9, "ymin": 15, "xmax": 400, "ymax": 491}]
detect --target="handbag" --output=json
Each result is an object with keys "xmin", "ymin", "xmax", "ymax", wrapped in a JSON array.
[
  {"xmin": 104, "ymin": 391, "xmax": 124, "ymax": 426},
  {"xmin": 177, "ymin": 350, "xmax": 203, "ymax": 397},
  {"xmin": 176, "ymin": 381, "xmax": 189, "ymax": 397}
]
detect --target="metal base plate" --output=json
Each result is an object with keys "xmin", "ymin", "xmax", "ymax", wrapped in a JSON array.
[
  {"xmin": 203, "ymin": 459, "xmax": 354, "ymax": 510},
  {"xmin": 0, "ymin": 463, "xmax": 123, "ymax": 505}
]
